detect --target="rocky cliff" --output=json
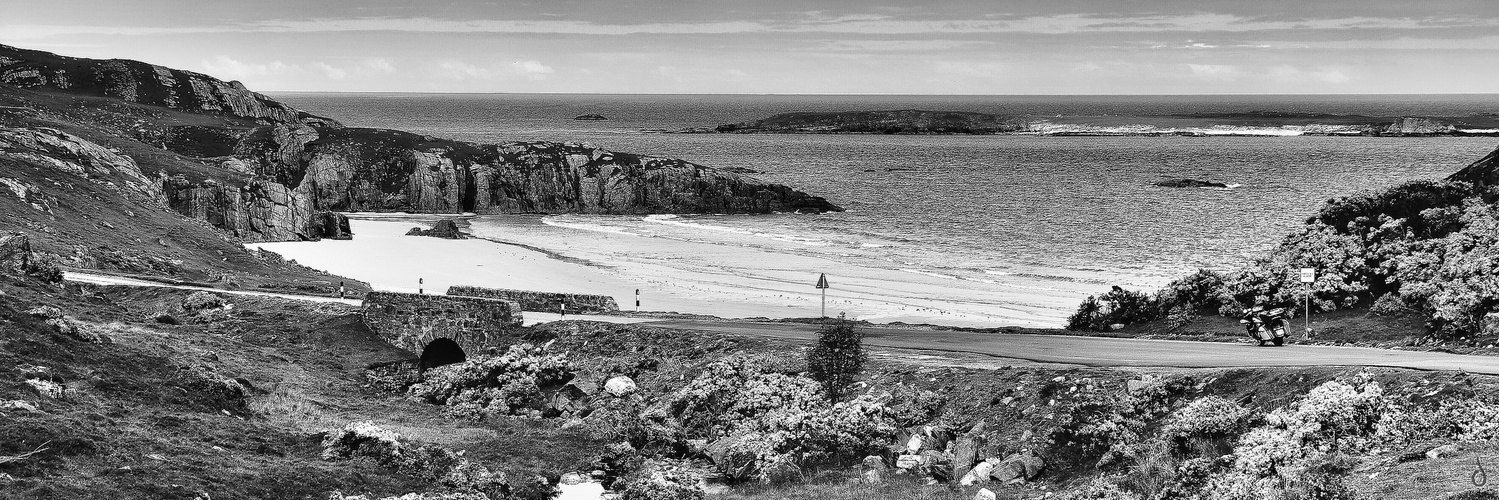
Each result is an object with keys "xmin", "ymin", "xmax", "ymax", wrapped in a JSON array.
[
  {"xmin": 1445, "ymin": 146, "xmax": 1499, "ymax": 188},
  {"xmin": 0, "ymin": 44, "xmax": 842, "ymax": 242}
]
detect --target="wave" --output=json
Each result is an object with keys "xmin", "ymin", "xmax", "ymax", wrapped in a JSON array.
[
  {"xmin": 538, "ymin": 217, "xmax": 639, "ymax": 236},
  {"xmin": 1019, "ymin": 122, "xmax": 1369, "ymax": 137},
  {"xmin": 643, "ymin": 214, "xmax": 830, "ymax": 247}
]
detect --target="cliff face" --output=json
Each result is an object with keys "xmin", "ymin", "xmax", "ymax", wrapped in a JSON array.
[
  {"xmin": 245, "ymin": 127, "xmax": 842, "ymax": 214},
  {"xmin": 0, "ymin": 45, "xmax": 841, "ymax": 244},
  {"xmin": 1445, "ymin": 146, "xmax": 1499, "ymax": 188}
]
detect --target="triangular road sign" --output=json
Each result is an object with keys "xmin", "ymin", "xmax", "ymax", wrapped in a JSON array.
[{"xmin": 815, "ymin": 273, "xmax": 829, "ymax": 289}]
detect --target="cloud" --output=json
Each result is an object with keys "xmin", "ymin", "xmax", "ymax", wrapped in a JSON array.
[
  {"xmin": 511, "ymin": 60, "xmax": 554, "ymax": 75},
  {"xmin": 200, "ymin": 55, "xmax": 299, "ymax": 79},
  {"xmin": 312, "ymin": 62, "xmax": 346, "ymax": 80},
  {"xmin": 436, "ymin": 60, "xmax": 491, "ymax": 79},
  {"xmin": 1186, "ymin": 64, "xmax": 1244, "ymax": 81}
]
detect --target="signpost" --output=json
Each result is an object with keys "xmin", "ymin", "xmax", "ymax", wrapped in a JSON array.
[
  {"xmin": 1300, "ymin": 268, "xmax": 1315, "ymax": 338},
  {"xmin": 815, "ymin": 273, "xmax": 830, "ymax": 318}
]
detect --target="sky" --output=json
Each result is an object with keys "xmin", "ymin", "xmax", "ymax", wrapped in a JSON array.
[{"xmin": 3, "ymin": 0, "xmax": 1498, "ymax": 94}]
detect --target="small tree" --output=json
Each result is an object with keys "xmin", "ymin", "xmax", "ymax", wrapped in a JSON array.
[{"xmin": 807, "ymin": 313, "xmax": 866, "ymax": 402}]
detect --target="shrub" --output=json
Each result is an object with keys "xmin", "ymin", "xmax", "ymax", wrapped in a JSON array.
[
  {"xmin": 408, "ymin": 343, "xmax": 573, "ymax": 419},
  {"xmin": 1204, "ymin": 380, "xmax": 1389, "ymax": 499},
  {"xmin": 806, "ymin": 313, "xmax": 867, "ymax": 402},
  {"xmin": 1160, "ymin": 396, "xmax": 1255, "ymax": 456},
  {"xmin": 24, "ymin": 253, "xmax": 64, "ymax": 284},
  {"xmin": 1067, "ymin": 287, "xmax": 1163, "ymax": 332},
  {"xmin": 1050, "ymin": 376, "xmax": 1194, "ymax": 469},
  {"xmin": 620, "ymin": 459, "xmax": 705, "ymax": 500}
]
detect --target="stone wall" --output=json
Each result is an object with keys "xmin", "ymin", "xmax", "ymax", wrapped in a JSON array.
[
  {"xmin": 360, "ymin": 291, "xmax": 523, "ymax": 355},
  {"xmin": 446, "ymin": 285, "xmax": 620, "ymax": 314}
]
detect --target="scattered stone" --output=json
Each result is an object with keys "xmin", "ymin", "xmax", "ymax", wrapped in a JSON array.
[
  {"xmin": 560, "ymin": 472, "xmax": 587, "ymax": 485},
  {"xmin": 974, "ymin": 488, "xmax": 997, "ymax": 500},
  {"xmin": 26, "ymin": 305, "xmax": 62, "ymax": 319},
  {"xmin": 1428, "ymin": 443, "xmax": 1462, "ymax": 460},
  {"xmin": 604, "ymin": 376, "xmax": 637, "ymax": 397},
  {"xmin": 0, "ymin": 400, "xmax": 39, "ymax": 412},
  {"xmin": 895, "ymin": 454, "xmax": 923, "ymax": 469},
  {"xmin": 24, "ymin": 379, "xmax": 64, "ymax": 399}
]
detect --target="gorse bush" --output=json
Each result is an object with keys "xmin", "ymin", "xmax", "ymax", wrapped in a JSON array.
[
  {"xmin": 806, "ymin": 313, "xmax": 866, "ymax": 401},
  {"xmin": 1068, "ymin": 179, "xmax": 1499, "ymax": 339},
  {"xmin": 649, "ymin": 356, "xmax": 896, "ymax": 482},
  {"xmin": 408, "ymin": 343, "xmax": 573, "ymax": 419}
]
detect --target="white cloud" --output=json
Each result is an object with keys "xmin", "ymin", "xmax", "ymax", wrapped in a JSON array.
[
  {"xmin": 511, "ymin": 60, "xmax": 554, "ymax": 75},
  {"xmin": 312, "ymin": 62, "xmax": 347, "ymax": 80},
  {"xmin": 436, "ymin": 60, "xmax": 491, "ymax": 79},
  {"xmin": 1187, "ymin": 64, "xmax": 1243, "ymax": 81},
  {"xmin": 200, "ymin": 55, "xmax": 298, "ymax": 79}
]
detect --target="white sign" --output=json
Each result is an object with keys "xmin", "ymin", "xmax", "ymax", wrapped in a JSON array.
[{"xmin": 1299, "ymin": 268, "xmax": 1316, "ymax": 283}]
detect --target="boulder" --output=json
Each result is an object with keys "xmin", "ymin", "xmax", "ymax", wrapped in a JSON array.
[
  {"xmin": 0, "ymin": 232, "xmax": 30, "ymax": 273},
  {"xmin": 961, "ymin": 461, "xmax": 995, "ymax": 486},
  {"xmin": 27, "ymin": 305, "xmax": 63, "ymax": 319},
  {"xmin": 1427, "ymin": 443, "xmax": 1462, "ymax": 460},
  {"xmin": 974, "ymin": 488, "xmax": 997, "ymax": 500},
  {"xmin": 604, "ymin": 376, "xmax": 637, "ymax": 397},
  {"xmin": 952, "ymin": 421, "xmax": 987, "ymax": 480},
  {"xmin": 895, "ymin": 454, "xmax": 923, "ymax": 470},
  {"xmin": 406, "ymin": 219, "xmax": 466, "ymax": 239},
  {"xmin": 988, "ymin": 452, "xmax": 1045, "ymax": 483}
]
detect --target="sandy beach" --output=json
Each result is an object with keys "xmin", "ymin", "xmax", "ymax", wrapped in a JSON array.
[{"xmin": 248, "ymin": 215, "xmax": 1091, "ymax": 328}]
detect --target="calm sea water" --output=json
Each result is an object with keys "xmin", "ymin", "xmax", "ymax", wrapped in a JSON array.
[{"xmin": 269, "ymin": 93, "xmax": 1499, "ymax": 324}]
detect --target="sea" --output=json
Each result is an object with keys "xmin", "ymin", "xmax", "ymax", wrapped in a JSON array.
[{"xmin": 266, "ymin": 93, "xmax": 1499, "ymax": 327}]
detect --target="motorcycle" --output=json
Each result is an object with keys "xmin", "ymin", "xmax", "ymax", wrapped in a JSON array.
[{"xmin": 1239, "ymin": 306, "xmax": 1289, "ymax": 346}]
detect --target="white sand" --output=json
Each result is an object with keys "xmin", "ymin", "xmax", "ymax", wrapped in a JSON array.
[{"xmin": 248, "ymin": 216, "xmax": 1085, "ymax": 328}]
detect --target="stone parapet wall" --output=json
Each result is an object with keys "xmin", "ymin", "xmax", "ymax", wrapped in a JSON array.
[
  {"xmin": 446, "ymin": 285, "xmax": 620, "ymax": 313},
  {"xmin": 360, "ymin": 291, "xmax": 522, "ymax": 355}
]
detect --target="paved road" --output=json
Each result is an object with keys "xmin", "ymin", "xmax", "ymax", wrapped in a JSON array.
[
  {"xmin": 641, "ymin": 319, "xmax": 1499, "ymax": 375},
  {"xmin": 62, "ymin": 272, "xmax": 651, "ymax": 327}
]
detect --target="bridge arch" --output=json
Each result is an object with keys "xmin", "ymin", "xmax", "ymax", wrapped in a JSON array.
[{"xmin": 420, "ymin": 338, "xmax": 466, "ymax": 369}]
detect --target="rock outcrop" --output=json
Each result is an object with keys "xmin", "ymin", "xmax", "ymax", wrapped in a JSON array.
[
  {"xmin": 1, "ymin": 44, "xmax": 843, "ymax": 246},
  {"xmin": 710, "ymin": 109, "xmax": 1025, "ymax": 135},
  {"xmin": 0, "ymin": 127, "xmax": 160, "ymax": 200},
  {"xmin": 1445, "ymin": 146, "xmax": 1499, "ymax": 189},
  {"xmin": 405, "ymin": 219, "xmax": 465, "ymax": 239},
  {"xmin": 0, "ymin": 44, "xmax": 337, "ymax": 127}
]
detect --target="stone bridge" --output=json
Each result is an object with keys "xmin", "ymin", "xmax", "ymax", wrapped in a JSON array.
[
  {"xmin": 446, "ymin": 285, "xmax": 619, "ymax": 314},
  {"xmin": 359, "ymin": 291, "xmax": 522, "ymax": 368}
]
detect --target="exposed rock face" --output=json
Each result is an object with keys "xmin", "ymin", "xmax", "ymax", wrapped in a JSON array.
[
  {"xmin": 159, "ymin": 175, "xmax": 351, "ymax": 242},
  {"xmin": 258, "ymin": 128, "xmax": 842, "ymax": 214},
  {"xmin": 0, "ymin": 231, "xmax": 30, "ymax": 273},
  {"xmin": 0, "ymin": 44, "xmax": 338, "ymax": 127},
  {"xmin": 0, "ymin": 127, "xmax": 160, "ymax": 200},
  {"xmin": 1445, "ymin": 146, "xmax": 1499, "ymax": 188},
  {"xmin": 405, "ymin": 219, "xmax": 466, "ymax": 239}
]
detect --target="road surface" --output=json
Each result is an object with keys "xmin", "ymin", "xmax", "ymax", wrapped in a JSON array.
[{"xmin": 640, "ymin": 319, "xmax": 1499, "ymax": 375}]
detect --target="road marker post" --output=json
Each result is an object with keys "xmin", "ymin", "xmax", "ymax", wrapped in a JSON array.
[
  {"xmin": 635, "ymin": 288, "xmax": 640, "ymax": 312},
  {"xmin": 1300, "ymin": 268, "xmax": 1315, "ymax": 339},
  {"xmin": 419, "ymin": 277, "xmax": 424, "ymax": 295},
  {"xmin": 815, "ymin": 273, "xmax": 830, "ymax": 318}
]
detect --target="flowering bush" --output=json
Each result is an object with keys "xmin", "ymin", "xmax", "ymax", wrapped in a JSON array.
[
  {"xmin": 1160, "ymin": 396, "xmax": 1255, "ymax": 454},
  {"xmin": 408, "ymin": 343, "xmax": 572, "ymax": 419},
  {"xmin": 1203, "ymin": 380, "xmax": 1388, "ymax": 499},
  {"xmin": 651, "ymin": 356, "xmax": 896, "ymax": 482},
  {"xmin": 1050, "ymin": 376, "xmax": 1194, "ymax": 468},
  {"xmin": 620, "ymin": 459, "xmax": 705, "ymax": 500}
]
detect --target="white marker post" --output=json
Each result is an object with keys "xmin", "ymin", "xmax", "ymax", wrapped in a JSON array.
[
  {"xmin": 1300, "ymin": 267, "xmax": 1316, "ymax": 339},
  {"xmin": 815, "ymin": 273, "xmax": 830, "ymax": 318},
  {"xmin": 635, "ymin": 288, "xmax": 640, "ymax": 312}
]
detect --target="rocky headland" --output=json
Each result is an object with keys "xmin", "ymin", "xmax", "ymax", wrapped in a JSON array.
[
  {"xmin": 1153, "ymin": 178, "xmax": 1231, "ymax": 189},
  {"xmin": 0, "ymin": 44, "xmax": 841, "ymax": 249},
  {"xmin": 700, "ymin": 109, "xmax": 1026, "ymax": 134}
]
